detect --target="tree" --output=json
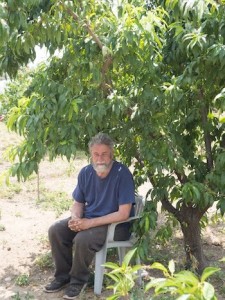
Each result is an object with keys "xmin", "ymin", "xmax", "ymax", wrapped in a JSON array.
[{"xmin": 1, "ymin": 0, "xmax": 225, "ymax": 273}]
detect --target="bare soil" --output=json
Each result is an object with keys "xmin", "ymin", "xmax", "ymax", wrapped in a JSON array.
[{"xmin": 1, "ymin": 122, "xmax": 225, "ymax": 300}]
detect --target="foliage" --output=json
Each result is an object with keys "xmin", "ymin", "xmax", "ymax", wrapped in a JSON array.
[
  {"xmin": 0, "ymin": 69, "xmax": 32, "ymax": 119},
  {"xmin": 146, "ymin": 261, "xmax": 220, "ymax": 300},
  {"xmin": 104, "ymin": 249, "xmax": 220, "ymax": 300},
  {"xmin": 132, "ymin": 199, "xmax": 158, "ymax": 261},
  {"xmin": 15, "ymin": 274, "xmax": 30, "ymax": 286},
  {"xmin": 1, "ymin": 0, "xmax": 225, "ymax": 270},
  {"xmin": 103, "ymin": 248, "xmax": 143, "ymax": 300},
  {"xmin": 34, "ymin": 251, "xmax": 54, "ymax": 269}
]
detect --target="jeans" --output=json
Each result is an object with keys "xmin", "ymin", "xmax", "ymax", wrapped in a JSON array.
[{"xmin": 48, "ymin": 217, "xmax": 131, "ymax": 285}]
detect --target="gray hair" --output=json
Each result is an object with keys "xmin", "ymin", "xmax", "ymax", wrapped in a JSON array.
[{"xmin": 88, "ymin": 133, "xmax": 114, "ymax": 152}]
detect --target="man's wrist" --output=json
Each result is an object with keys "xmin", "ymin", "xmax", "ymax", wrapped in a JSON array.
[{"xmin": 71, "ymin": 213, "xmax": 80, "ymax": 220}]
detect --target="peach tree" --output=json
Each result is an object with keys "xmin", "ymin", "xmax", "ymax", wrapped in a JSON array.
[{"xmin": 1, "ymin": 0, "xmax": 225, "ymax": 273}]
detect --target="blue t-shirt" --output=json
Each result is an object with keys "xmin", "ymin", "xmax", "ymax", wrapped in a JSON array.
[{"xmin": 72, "ymin": 161, "xmax": 135, "ymax": 218}]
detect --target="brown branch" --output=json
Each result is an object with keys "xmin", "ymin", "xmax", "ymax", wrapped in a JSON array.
[
  {"xmin": 100, "ymin": 55, "xmax": 113, "ymax": 94},
  {"xmin": 59, "ymin": 1, "xmax": 103, "ymax": 49},
  {"xmin": 199, "ymin": 89, "xmax": 213, "ymax": 171},
  {"xmin": 161, "ymin": 197, "xmax": 179, "ymax": 218},
  {"xmin": 83, "ymin": 22, "xmax": 103, "ymax": 50},
  {"xmin": 60, "ymin": 1, "xmax": 113, "ymax": 94},
  {"xmin": 175, "ymin": 171, "xmax": 188, "ymax": 184}
]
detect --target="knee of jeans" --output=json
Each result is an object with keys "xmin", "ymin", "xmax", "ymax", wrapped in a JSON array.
[
  {"xmin": 48, "ymin": 223, "xmax": 56, "ymax": 240},
  {"xmin": 48, "ymin": 221, "xmax": 61, "ymax": 240},
  {"xmin": 74, "ymin": 231, "xmax": 89, "ymax": 248}
]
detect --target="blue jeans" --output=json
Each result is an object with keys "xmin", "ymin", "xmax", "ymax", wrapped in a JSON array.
[{"xmin": 48, "ymin": 217, "xmax": 131, "ymax": 285}]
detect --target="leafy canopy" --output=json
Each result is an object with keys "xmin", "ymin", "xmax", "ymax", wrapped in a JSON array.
[{"xmin": 1, "ymin": 1, "xmax": 225, "ymax": 254}]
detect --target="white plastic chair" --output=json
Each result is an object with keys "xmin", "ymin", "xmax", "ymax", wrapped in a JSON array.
[{"xmin": 94, "ymin": 195, "xmax": 144, "ymax": 295}]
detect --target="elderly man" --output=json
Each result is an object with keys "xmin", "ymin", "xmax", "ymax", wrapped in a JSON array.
[{"xmin": 44, "ymin": 133, "xmax": 135, "ymax": 299}]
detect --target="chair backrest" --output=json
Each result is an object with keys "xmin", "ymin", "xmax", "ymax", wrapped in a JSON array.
[{"xmin": 134, "ymin": 195, "xmax": 144, "ymax": 217}]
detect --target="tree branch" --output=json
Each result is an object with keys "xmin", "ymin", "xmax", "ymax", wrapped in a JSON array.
[
  {"xmin": 161, "ymin": 197, "xmax": 179, "ymax": 218},
  {"xmin": 83, "ymin": 22, "xmax": 103, "ymax": 50},
  {"xmin": 175, "ymin": 170, "xmax": 188, "ymax": 184},
  {"xmin": 60, "ymin": 1, "xmax": 113, "ymax": 94},
  {"xmin": 199, "ymin": 88, "xmax": 213, "ymax": 171},
  {"xmin": 59, "ymin": 2, "xmax": 103, "ymax": 49}
]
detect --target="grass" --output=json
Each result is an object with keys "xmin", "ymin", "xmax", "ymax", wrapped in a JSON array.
[
  {"xmin": 38, "ymin": 234, "xmax": 50, "ymax": 247},
  {"xmin": 11, "ymin": 292, "xmax": 34, "ymax": 300},
  {"xmin": 36, "ymin": 189, "xmax": 72, "ymax": 217},
  {"xmin": 35, "ymin": 251, "xmax": 54, "ymax": 270},
  {"xmin": 0, "ymin": 182, "xmax": 22, "ymax": 199},
  {"xmin": 15, "ymin": 274, "xmax": 30, "ymax": 286}
]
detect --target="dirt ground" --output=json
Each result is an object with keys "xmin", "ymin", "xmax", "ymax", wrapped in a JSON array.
[{"xmin": 1, "ymin": 122, "xmax": 225, "ymax": 300}]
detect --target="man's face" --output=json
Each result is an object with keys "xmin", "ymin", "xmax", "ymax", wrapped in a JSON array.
[{"xmin": 90, "ymin": 144, "xmax": 113, "ymax": 174}]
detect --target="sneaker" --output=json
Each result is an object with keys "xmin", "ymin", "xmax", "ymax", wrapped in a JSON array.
[
  {"xmin": 44, "ymin": 278, "xmax": 70, "ymax": 293},
  {"xmin": 63, "ymin": 283, "xmax": 87, "ymax": 299}
]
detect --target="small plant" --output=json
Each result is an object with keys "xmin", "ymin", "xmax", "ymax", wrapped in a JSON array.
[
  {"xmin": 35, "ymin": 251, "xmax": 54, "ymax": 269},
  {"xmin": 15, "ymin": 274, "xmax": 30, "ymax": 286},
  {"xmin": 0, "ymin": 223, "xmax": 6, "ymax": 231},
  {"xmin": 104, "ymin": 248, "xmax": 142, "ymax": 300},
  {"xmin": 15, "ymin": 211, "xmax": 22, "ymax": 217}
]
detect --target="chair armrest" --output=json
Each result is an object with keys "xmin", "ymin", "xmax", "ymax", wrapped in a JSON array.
[{"xmin": 107, "ymin": 215, "xmax": 140, "ymax": 242}]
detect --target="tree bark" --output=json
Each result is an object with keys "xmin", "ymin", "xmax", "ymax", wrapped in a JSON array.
[
  {"xmin": 160, "ymin": 198, "xmax": 208, "ymax": 273},
  {"xmin": 178, "ymin": 205, "xmax": 207, "ymax": 273}
]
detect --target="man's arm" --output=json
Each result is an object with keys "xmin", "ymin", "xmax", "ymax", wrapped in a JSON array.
[
  {"xmin": 70, "ymin": 200, "xmax": 84, "ymax": 219},
  {"xmin": 69, "ymin": 203, "xmax": 132, "ymax": 232}
]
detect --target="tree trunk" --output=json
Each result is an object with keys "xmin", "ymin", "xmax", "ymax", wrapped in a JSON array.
[
  {"xmin": 179, "ymin": 205, "xmax": 207, "ymax": 273},
  {"xmin": 161, "ymin": 198, "xmax": 209, "ymax": 274}
]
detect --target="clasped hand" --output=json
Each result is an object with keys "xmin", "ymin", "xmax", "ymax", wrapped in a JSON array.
[{"xmin": 68, "ymin": 217, "xmax": 91, "ymax": 232}]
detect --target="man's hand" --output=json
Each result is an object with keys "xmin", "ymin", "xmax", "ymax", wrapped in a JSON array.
[{"xmin": 68, "ymin": 218, "xmax": 92, "ymax": 232}]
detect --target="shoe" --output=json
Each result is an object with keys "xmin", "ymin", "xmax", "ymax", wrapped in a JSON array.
[
  {"xmin": 44, "ymin": 278, "xmax": 70, "ymax": 293},
  {"xmin": 63, "ymin": 283, "xmax": 87, "ymax": 299}
]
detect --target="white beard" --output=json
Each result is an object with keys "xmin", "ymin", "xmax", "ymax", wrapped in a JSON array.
[{"xmin": 92, "ymin": 162, "xmax": 112, "ymax": 173}]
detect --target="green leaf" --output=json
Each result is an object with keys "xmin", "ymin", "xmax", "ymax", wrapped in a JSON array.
[
  {"xmin": 150, "ymin": 262, "xmax": 169, "ymax": 275},
  {"xmin": 176, "ymin": 295, "xmax": 191, "ymax": 300},
  {"xmin": 202, "ymin": 282, "xmax": 215, "ymax": 299},
  {"xmin": 174, "ymin": 270, "xmax": 199, "ymax": 286},
  {"xmin": 145, "ymin": 277, "xmax": 166, "ymax": 292},
  {"xmin": 103, "ymin": 262, "xmax": 119, "ymax": 270},
  {"xmin": 201, "ymin": 267, "xmax": 220, "ymax": 282},
  {"xmin": 168, "ymin": 260, "xmax": 175, "ymax": 275},
  {"xmin": 123, "ymin": 248, "xmax": 137, "ymax": 267}
]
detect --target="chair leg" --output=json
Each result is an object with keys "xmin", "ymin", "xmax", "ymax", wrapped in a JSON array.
[
  {"xmin": 136, "ymin": 256, "xmax": 142, "ymax": 285},
  {"xmin": 94, "ymin": 244, "xmax": 107, "ymax": 295},
  {"xmin": 118, "ymin": 247, "xmax": 127, "ymax": 265}
]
